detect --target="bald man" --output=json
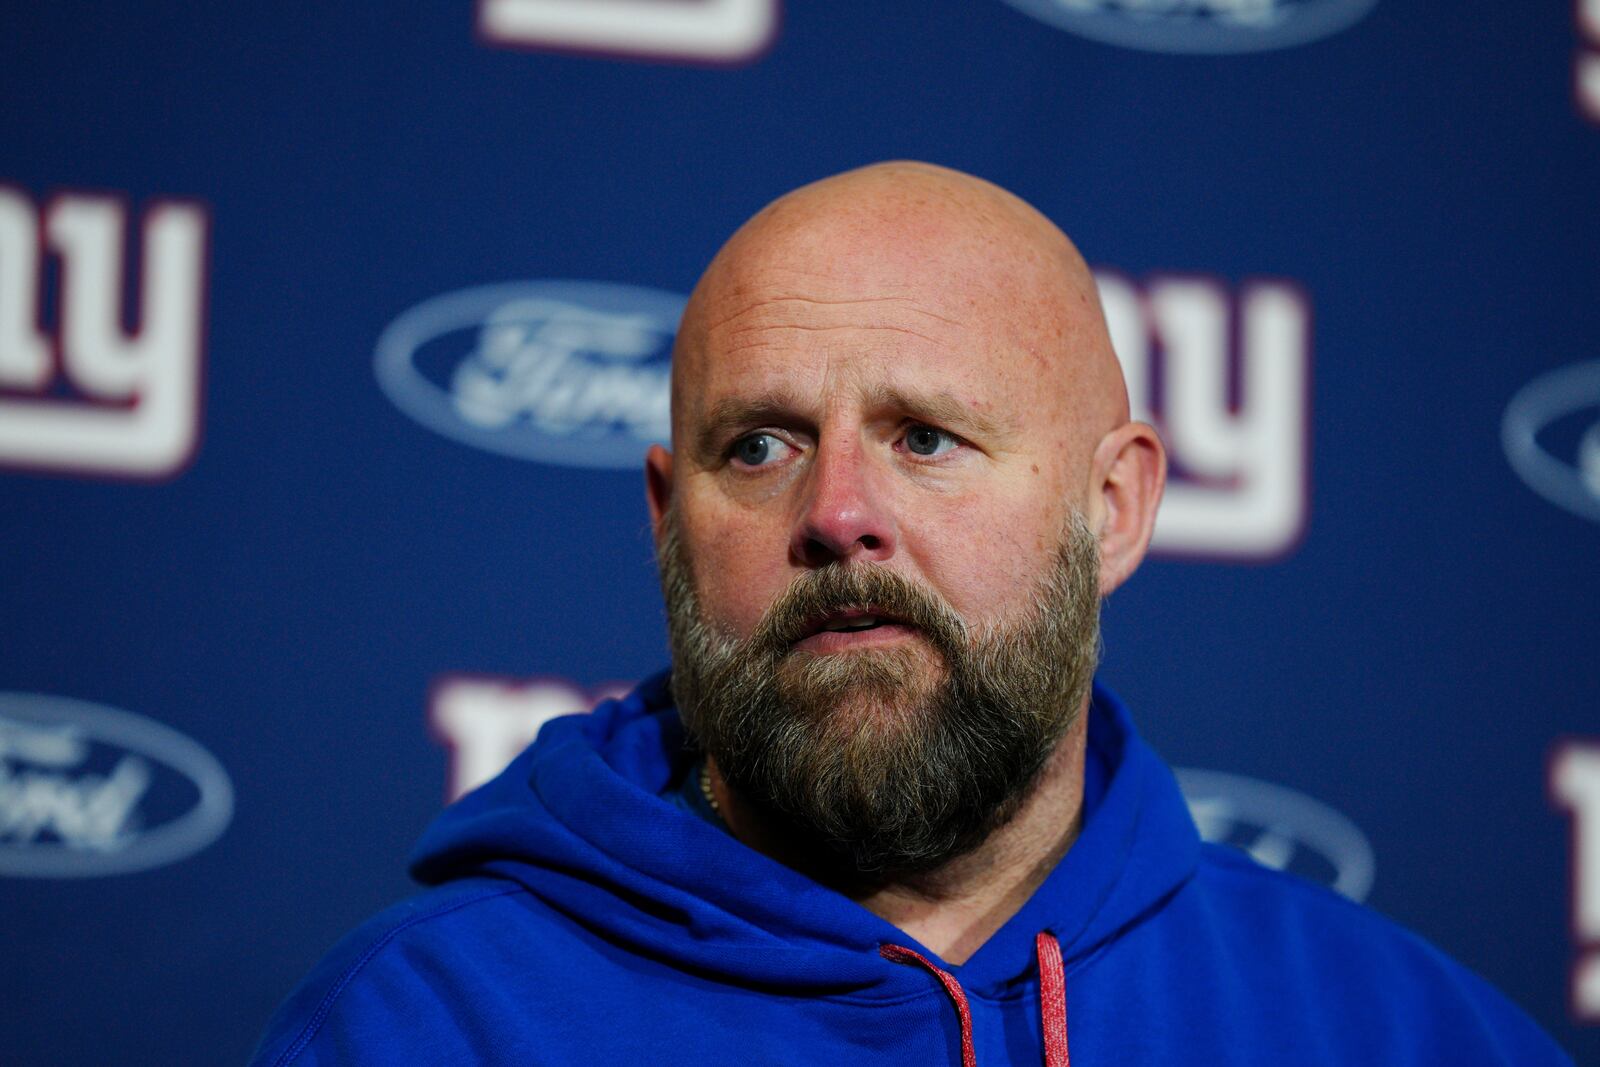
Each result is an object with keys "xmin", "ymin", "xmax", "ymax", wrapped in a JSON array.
[{"xmin": 252, "ymin": 165, "xmax": 1571, "ymax": 1066}]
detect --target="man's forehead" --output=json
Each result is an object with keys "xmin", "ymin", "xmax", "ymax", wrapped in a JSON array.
[
  {"xmin": 682, "ymin": 297, "xmax": 1042, "ymax": 407},
  {"xmin": 707, "ymin": 282, "xmax": 964, "ymax": 336},
  {"xmin": 673, "ymin": 278, "xmax": 1086, "ymax": 463},
  {"xmin": 710, "ymin": 207, "xmax": 1046, "ymax": 318},
  {"xmin": 693, "ymin": 373, "xmax": 1017, "ymax": 431},
  {"xmin": 675, "ymin": 338, "xmax": 1051, "ymax": 474},
  {"xmin": 669, "ymin": 163, "xmax": 1128, "ymax": 448},
  {"xmin": 681, "ymin": 242, "xmax": 1065, "ymax": 390}
]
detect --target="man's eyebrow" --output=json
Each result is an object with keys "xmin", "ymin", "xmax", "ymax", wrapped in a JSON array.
[
  {"xmin": 693, "ymin": 391, "xmax": 811, "ymax": 458},
  {"xmin": 690, "ymin": 385, "xmax": 1014, "ymax": 459},
  {"xmin": 864, "ymin": 385, "xmax": 1013, "ymax": 439}
]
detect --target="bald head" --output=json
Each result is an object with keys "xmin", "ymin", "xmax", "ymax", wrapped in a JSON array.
[{"xmin": 673, "ymin": 162, "xmax": 1129, "ymax": 455}]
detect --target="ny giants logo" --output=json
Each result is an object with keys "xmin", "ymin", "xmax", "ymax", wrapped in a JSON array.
[
  {"xmin": 1099, "ymin": 274, "xmax": 1308, "ymax": 559},
  {"xmin": 378, "ymin": 274, "xmax": 1309, "ymax": 560},
  {"xmin": 431, "ymin": 675, "xmax": 629, "ymax": 801},
  {"xmin": 0, "ymin": 186, "xmax": 209, "ymax": 479},
  {"xmin": 1581, "ymin": 0, "xmax": 1600, "ymax": 123},
  {"xmin": 477, "ymin": 0, "xmax": 779, "ymax": 64},
  {"xmin": 1553, "ymin": 742, "xmax": 1600, "ymax": 1022}
]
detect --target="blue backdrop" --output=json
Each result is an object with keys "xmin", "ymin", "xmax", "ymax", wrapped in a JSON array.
[{"xmin": 3, "ymin": 2, "xmax": 1597, "ymax": 1062}]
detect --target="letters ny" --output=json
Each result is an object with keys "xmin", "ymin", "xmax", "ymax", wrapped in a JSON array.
[
  {"xmin": 1583, "ymin": 0, "xmax": 1600, "ymax": 123},
  {"xmin": 1553, "ymin": 743, "xmax": 1600, "ymax": 1021},
  {"xmin": 0, "ymin": 188, "xmax": 207, "ymax": 478},
  {"xmin": 478, "ymin": 0, "xmax": 778, "ymax": 63},
  {"xmin": 1097, "ymin": 274, "xmax": 1310, "ymax": 559}
]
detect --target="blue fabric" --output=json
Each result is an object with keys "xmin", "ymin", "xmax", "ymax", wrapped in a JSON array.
[{"xmin": 250, "ymin": 676, "xmax": 1573, "ymax": 1065}]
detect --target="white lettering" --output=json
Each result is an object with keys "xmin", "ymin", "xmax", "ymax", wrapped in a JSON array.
[
  {"xmin": 480, "ymin": 0, "xmax": 777, "ymax": 63},
  {"xmin": 0, "ymin": 188, "xmax": 51, "ymax": 389},
  {"xmin": 1096, "ymin": 273, "xmax": 1309, "ymax": 559},
  {"xmin": 0, "ymin": 754, "xmax": 151, "ymax": 851},
  {"xmin": 431, "ymin": 677, "xmax": 628, "ymax": 801},
  {"xmin": 0, "ymin": 718, "xmax": 83, "ymax": 766},
  {"xmin": 0, "ymin": 190, "xmax": 208, "ymax": 477},
  {"xmin": 453, "ymin": 299, "xmax": 672, "ymax": 436},
  {"xmin": 1553, "ymin": 742, "xmax": 1600, "ymax": 1020},
  {"xmin": 1582, "ymin": 0, "xmax": 1600, "ymax": 122}
]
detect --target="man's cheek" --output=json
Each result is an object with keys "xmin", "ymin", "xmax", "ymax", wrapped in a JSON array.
[
  {"xmin": 681, "ymin": 508, "xmax": 779, "ymax": 624},
  {"xmin": 698, "ymin": 560, "xmax": 786, "ymax": 636},
  {"xmin": 915, "ymin": 514, "xmax": 1046, "ymax": 615}
]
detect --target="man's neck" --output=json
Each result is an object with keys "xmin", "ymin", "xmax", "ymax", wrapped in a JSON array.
[{"xmin": 704, "ymin": 707, "xmax": 1089, "ymax": 965}]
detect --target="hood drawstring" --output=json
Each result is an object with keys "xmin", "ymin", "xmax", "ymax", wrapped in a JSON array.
[
  {"xmin": 879, "ymin": 931, "xmax": 1070, "ymax": 1067},
  {"xmin": 1035, "ymin": 932, "xmax": 1069, "ymax": 1065},
  {"xmin": 879, "ymin": 944, "xmax": 978, "ymax": 1067}
]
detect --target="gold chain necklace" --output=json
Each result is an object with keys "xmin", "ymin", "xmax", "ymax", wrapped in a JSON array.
[{"xmin": 698, "ymin": 762, "xmax": 721, "ymax": 814}]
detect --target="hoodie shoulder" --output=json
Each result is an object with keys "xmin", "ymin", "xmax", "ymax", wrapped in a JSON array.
[
  {"xmin": 248, "ymin": 879, "xmax": 535, "ymax": 1067},
  {"xmin": 1180, "ymin": 843, "xmax": 1573, "ymax": 1066}
]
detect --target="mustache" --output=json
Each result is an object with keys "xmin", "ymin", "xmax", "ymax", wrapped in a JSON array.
[{"xmin": 747, "ymin": 564, "xmax": 970, "ymax": 663}]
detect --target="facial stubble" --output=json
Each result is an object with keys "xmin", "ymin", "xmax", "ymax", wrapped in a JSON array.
[{"xmin": 658, "ymin": 510, "xmax": 1102, "ymax": 879}]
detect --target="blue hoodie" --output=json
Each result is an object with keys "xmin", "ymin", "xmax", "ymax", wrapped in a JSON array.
[{"xmin": 251, "ymin": 676, "xmax": 1572, "ymax": 1065}]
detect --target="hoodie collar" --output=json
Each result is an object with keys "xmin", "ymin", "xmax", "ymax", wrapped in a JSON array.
[{"xmin": 411, "ymin": 673, "xmax": 1199, "ymax": 1000}]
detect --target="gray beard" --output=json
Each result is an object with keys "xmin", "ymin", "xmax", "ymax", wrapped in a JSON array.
[{"xmin": 657, "ymin": 510, "xmax": 1102, "ymax": 878}]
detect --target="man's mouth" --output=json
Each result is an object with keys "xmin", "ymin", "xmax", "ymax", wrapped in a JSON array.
[
  {"xmin": 793, "ymin": 608, "xmax": 917, "ymax": 652},
  {"xmin": 819, "ymin": 613, "xmax": 890, "ymax": 633}
]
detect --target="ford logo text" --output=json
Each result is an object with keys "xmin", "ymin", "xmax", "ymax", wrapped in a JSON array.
[
  {"xmin": 0, "ymin": 694, "xmax": 234, "ymax": 878},
  {"xmin": 996, "ymin": 0, "xmax": 1379, "ymax": 54},
  {"xmin": 375, "ymin": 280, "xmax": 685, "ymax": 470}
]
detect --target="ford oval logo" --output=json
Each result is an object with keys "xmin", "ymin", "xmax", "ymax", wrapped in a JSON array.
[
  {"xmin": 996, "ymin": 0, "xmax": 1378, "ymax": 54},
  {"xmin": 1502, "ymin": 360, "xmax": 1600, "ymax": 525},
  {"xmin": 0, "ymin": 693, "xmax": 234, "ymax": 878},
  {"xmin": 375, "ymin": 280, "xmax": 685, "ymax": 470},
  {"xmin": 1176, "ymin": 768, "xmax": 1375, "ymax": 901}
]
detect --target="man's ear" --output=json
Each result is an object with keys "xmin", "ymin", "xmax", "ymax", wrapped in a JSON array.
[
  {"xmin": 645, "ymin": 444, "xmax": 674, "ymax": 536},
  {"xmin": 1088, "ymin": 422, "xmax": 1166, "ymax": 597}
]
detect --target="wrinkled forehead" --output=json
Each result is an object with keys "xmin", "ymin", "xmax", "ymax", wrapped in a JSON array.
[{"xmin": 672, "ymin": 209, "xmax": 1110, "ymax": 445}]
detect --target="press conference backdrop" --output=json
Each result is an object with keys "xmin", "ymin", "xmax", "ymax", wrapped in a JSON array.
[{"xmin": 2, "ymin": 2, "xmax": 1597, "ymax": 1063}]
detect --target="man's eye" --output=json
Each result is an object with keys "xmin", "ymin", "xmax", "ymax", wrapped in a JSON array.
[
  {"xmin": 730, "ymin": 433, "xmax": 793, "ymax": 467},
  {"xmin": 904, "ymin": 425, "xmax": 958, "ymax": 457}
]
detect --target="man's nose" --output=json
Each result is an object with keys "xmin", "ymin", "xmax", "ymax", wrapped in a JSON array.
[{"xmin": 790, "ymin": 442, "xmax": 897, "ymax": 566}]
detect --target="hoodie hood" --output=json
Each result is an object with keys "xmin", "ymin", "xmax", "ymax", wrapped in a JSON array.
[{"xmin": 410, "ymin": 673, "xmax": 1200, "ymax": 1001}]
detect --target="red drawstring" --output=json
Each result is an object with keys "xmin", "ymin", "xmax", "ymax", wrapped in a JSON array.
[
  {"xmin": 879, "ymin": 932, "xmax": 1070, "ymax": 1067},
  {"xmin": 879, "ymin": 944, "xmax": 978, "ymax": 1067},
  {"xmin": 1036, "ymin": 932, "xmax": 1070, "ymax": 1067}
]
